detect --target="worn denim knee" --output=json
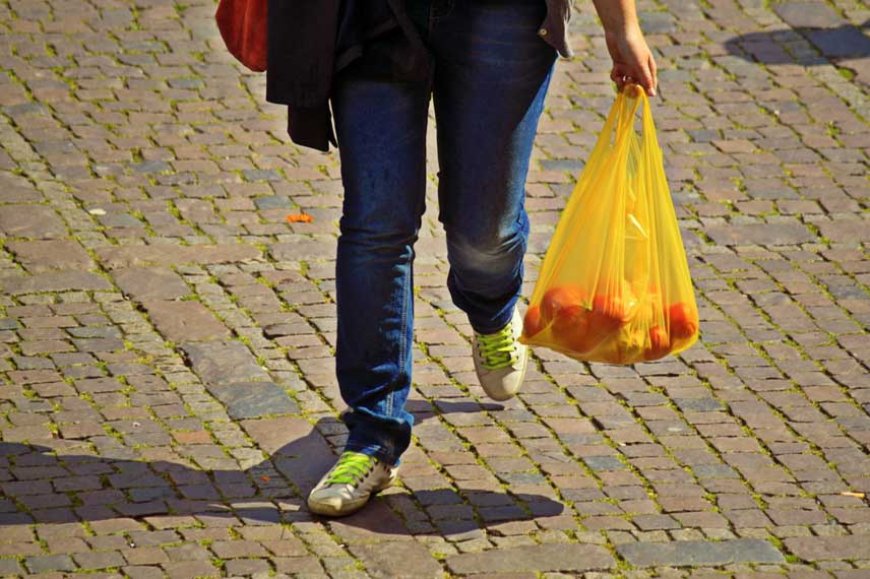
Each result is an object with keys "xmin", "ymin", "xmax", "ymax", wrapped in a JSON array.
[{"xmin": 445, "ymin": 212, "xmax": 530, "ymax": 334}]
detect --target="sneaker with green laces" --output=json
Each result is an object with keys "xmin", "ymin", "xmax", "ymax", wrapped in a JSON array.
[
  {"xmin": 307, "ymin": 451, "xmax": 397, "ymax": 517},
  {"xmin": 472, "ymin": 309, "xmax": 529, "ymax": 401}
]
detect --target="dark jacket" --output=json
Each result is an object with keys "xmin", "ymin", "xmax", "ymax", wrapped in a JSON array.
[{"xmin": 266, "ymin": 0, "xmax": 572, "ymax": 152}]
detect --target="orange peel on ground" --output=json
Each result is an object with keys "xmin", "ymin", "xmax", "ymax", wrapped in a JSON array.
[{"xmin": 286, "ymin": 213, "xmax": 313, "ymax": 223}]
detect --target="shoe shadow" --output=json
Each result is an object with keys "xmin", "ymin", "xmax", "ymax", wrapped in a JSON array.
[
  {"xmin": 0, "ymin": 399, "xmax": 564, "ymax": 536},
  {"xmin": 724, "ymin": 20, "xmax": 870, "ymax": 66}
]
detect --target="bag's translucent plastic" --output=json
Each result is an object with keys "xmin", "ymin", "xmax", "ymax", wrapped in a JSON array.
[{"xmin": 520, "ymin": 86, "xmax": 699, "ymax": 364}]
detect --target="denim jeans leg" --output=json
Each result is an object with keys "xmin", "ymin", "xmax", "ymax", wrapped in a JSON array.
[
  {"xmin": 431, "ymin": 0, "xmax": 557, "ymax": 334},
  {"xmin": 330, "ymin": 68, "xmax": 430, "ymax": 466}
]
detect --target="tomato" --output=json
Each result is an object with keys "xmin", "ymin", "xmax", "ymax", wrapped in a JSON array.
[
  {"xmin": 541, "ymin": 286, "xmax": 601, "ymax": 354},
  {"xmin": 643, "ymin": 325, "xmax": 670, "ymax": 361},
  {"xmin": 668, "ymin": 302, "xmax": 698, "ymax": 340},
  {"xmin": 589, "ymin": 281, "xmax": 639, "ymax": 331},
  {"xmin": 523, "ymin": 305, "xmax": 544, "ymax": 338},
  {"xmin": 589, "ymin": 294, "xmax": 629, "ymax": 332},
  {"xmin": 541, "ymin": 285, "xmax": 586, "ymax": 325},
  {"xmin": 561, "ymin": 313, "xmax": 601, "ymax": 354}
]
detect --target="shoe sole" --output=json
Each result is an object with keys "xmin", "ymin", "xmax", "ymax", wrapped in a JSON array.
[
  {"xmin": 307, "ymin": 494, "xmax": 370, "ymax": 517},
  {"xmin": 307, "ymin": 474, "xmax": 397, "ymax": 518}
]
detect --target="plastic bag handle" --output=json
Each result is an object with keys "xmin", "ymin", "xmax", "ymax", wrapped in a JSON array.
[{"xmin": 615, "ymin": 87, "xmax": 643, "ymax": 141}]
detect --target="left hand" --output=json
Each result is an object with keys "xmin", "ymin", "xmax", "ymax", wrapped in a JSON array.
[{"xmin": 605, "ymin": 27, "xmax": 658, "ymax": 97}]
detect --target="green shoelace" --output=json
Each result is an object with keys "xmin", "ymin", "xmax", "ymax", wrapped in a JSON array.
[
  {"xmin": 325, "ymin": 451, "xmax": 375, "ymax": 486},
  {"xmin": 477, "ymin": 326, "xmax": 519, "ymax": 370}
]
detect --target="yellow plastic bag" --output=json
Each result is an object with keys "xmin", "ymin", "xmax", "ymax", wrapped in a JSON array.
[{"xmin": 520, "ymin": 86, "xmax": 699, "ymax": 364}]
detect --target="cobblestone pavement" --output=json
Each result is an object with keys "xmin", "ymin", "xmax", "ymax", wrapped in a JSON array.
[{"xmin": 0, "ymin": 0, "xmax": 868, "ymax": 577}]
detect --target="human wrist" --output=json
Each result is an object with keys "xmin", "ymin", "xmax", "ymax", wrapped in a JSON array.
[{"xmin": 604, "ymin": 20, "xmax": 641, "ymax": 40}]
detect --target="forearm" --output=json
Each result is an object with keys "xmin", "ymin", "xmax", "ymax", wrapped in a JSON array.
[{"xmin": 591, "ymin": 0, "xmax": 640, "ymax": 35}]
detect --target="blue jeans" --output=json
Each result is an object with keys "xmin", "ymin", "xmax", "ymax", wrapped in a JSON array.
[{"xmin": 332, "ymin": 0, "xmax": 556, "ymax": 466}]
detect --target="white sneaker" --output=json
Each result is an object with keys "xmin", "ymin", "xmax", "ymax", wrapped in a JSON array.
[
  {"xmin": 472, "ymin": 309, "xmax": 529, "ymax": 401},
  {"xmin": 307, "ymin": 451, "xmax": 397, "ymax": 517}
]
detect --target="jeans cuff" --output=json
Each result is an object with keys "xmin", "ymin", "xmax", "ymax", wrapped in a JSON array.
[{"xmin": 343, "ymin": 441, "xmax": 400, "ymax": 467}]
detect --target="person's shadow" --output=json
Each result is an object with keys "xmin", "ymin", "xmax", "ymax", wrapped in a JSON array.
[
  {"xmin": 724, "ymin": 19, "xmax": 870, "ymax": 66},
  {"xmin": 0, "ymin": 399, "xmax": 563, "ymax": 536}
]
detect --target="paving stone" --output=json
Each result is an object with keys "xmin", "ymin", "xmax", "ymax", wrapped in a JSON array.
[
  {"xmin": 96, "ymin": 245, "xmax": 261, "ymax": 269},
  {"xmin": 142, "ymin": 300, "xmax": 229, "ymax": 342},
  {"xmin": 0, "ymin": 271, "xmax": 112, "ymax": 295},
  {"xmin": 113, "ymin": 268, "xmax": 191, "ymax": 301},
  {"xmin": 208, "ymin": 382, "xmax": 298, "ymax": 419},
  {"xmin": 632, "ymin": 514, "xmax": 682, "ymax": 531},
  {"xmin": 270, "ymin": 236, "xmax": 339, "ymax": 261},
  {"xmin": 692, "ymin": 464, "xmax": 740, "ymax": 479},
  {"xmin": 0, "ymin": 559, "xmax": 24, "ymax": 575},
  {"xmin": 181, "ymin": 341, "xmax": 270, "ymax": 386},
  {"xmin": 0, "ymin": 205, "xmax": 66, "ymax": 238},
  {"xmin": 254, "ymin": 196, "xmax": 293, "ymax": 210},
  {"xmin": 73, "ymin": 550, "xmax": 126, "ymax": 570},
  {"xmin": 583, "ymin": 456, "xmax": 627, "ymax": 471},
  {"xmin": 119, "ymin": 547, "xmax": 169, "ymax": 566},
  {"xmin": 350, "ymin": 541, "xmax": 443, "ymax": 578},
  {"xmin": 774, "ymin": 2, "xmax": 843, "ymax": 28},
  {"xmin": 25, "ymin": 555, "xmax": 77, "ymax": 573},
  {"xmin": 7, "ymin": 240, "xmax": 93, "ymax": 272},
  {"xmin": 123, "ymin": 566, "xmax": 165, "ymax": 579},
  {"xmin": 243, "ymin": 169, "xmax": 282, "ymax": 182},
  {"xmin": 162, "ymin": 560, "xmax": 219, "ymax": 578},
  {"xmin": 784, "ymin": 535, "xmax": 870, "ymax": 562},
  {"xmin": 705, "ymin": 223, "xmax": 816, "ymax": 246},
  {"xmin": 817, "ymin": 220, "xmax": 869, "ymax": 245},
  {"xmin": 446, "ymin": 544, "xmax": 614, "ymax": 574},
  {"xmin": 674, "ymin": 398, "xmax": 723, "ymax": 412},
  {"xmin": 224, "ymin": 558, "xmax": 271, "ymax": 576},
  {"xmin": 132, "ymin": 160, "xmax": 171, "ymax": 174},
  {"xmin": 272, "ymin": 557, "xmax": 324, "ymax": 574},
  {"xmin": 617, "ymin": 539, "xmax": 784, "ymax": 567},
  {"xmin": 805, "ymin": 27, "xmax": 870, "ymax": 59}
]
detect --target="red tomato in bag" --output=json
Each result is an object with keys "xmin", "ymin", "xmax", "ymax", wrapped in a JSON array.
[
  {"xmin": 541, "ymin": 286, "xmax": 600, "ymax": 354},
  {"xmin": 668, "ymin": 302, "xmax": 698, "ymax": 340},
  {"xmin": 589, "ymin": 294, "xmax": 629, "ymax": 332},
  {"xmin": 541, "ymin": 286, "xmax": 585, "ymax": 323},
  {"xmin": 643, "ymin": 325, "xmax": 670, "ymax": 361},
  {"xmin": 523, "ymin": 305, "xmax": 544, "ymax": 338},
  {"xmin": 561, "ymin": 312, "xmax": 601, "ymax": 354}
]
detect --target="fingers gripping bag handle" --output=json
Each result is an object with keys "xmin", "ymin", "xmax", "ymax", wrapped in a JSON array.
[{"xmin": 520, "ymin": 86, "xmax": 699, "ymax": 364}]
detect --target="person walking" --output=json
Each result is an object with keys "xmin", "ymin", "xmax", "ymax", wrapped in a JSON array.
[{"xmin": 267, "ymin": 0, "xmax": 657, "ymax": 517}]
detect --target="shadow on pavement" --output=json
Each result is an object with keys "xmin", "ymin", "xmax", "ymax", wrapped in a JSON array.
[
  {"xmin": 724, "ymin": 20, "xmax": 870, "ymax": 65},
  {"xmin": 0, "ymin": 399, "xmax": 564, "ymax": 536}
]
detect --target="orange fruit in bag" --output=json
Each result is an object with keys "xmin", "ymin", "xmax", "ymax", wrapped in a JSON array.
[
  {"xmin": 643, "ymin": 325, "xmax": 671, "ymax": 361},
  {"xmin": 668, "ymin": 302, "xmax": 698, "ymax": 340},
  {"xmin": 541, "ymin": 285, "xmax": 600, "ymax": 354},
  {"xmin": 561, "ymin": 313, "xmax": 601, "ymax": 354},
  {"xmin": 541, "ymin": 285, "xmax": 586, "ymax": 324},
  {"xmin": 523, "ymin": 305, "xmax": 544, "ymax": 338},
  {"xmin": 588, "ymin": 281, "xmax": 637, "ymax": 333},
  {"xmin": 589, "ymin": 294, "xmax": 629, "ymax": 332}
]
